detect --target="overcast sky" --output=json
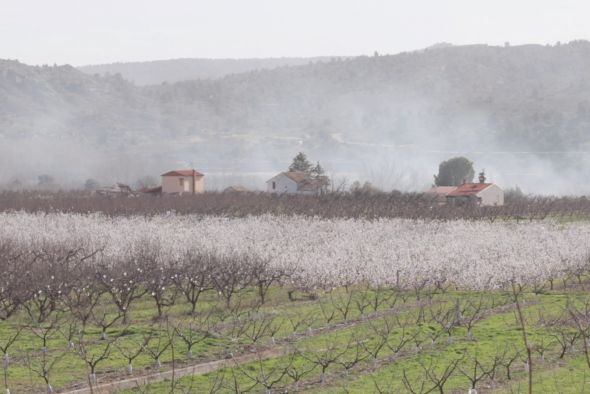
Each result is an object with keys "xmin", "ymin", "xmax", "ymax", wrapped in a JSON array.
[{"xmin": 2, "ymin": 0, "xmax": 589, "ymax": 66}]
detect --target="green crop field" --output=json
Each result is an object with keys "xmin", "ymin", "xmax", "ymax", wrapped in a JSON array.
[{"xmin": 1, "ymin": 283, "xmax": 590, "ymax": 393}]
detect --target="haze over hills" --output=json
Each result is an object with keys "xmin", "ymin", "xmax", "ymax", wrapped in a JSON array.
[
  {"xmin": 77, "ymin": 57, "xmax": 339, "ymax": 85},
  {"xmin": 2, "ymin": 42, "xmax": 590, "ymax": 194}
]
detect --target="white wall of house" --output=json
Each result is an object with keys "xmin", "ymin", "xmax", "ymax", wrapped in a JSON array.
[
  {"xmin": 162, "ymin": 175, "xmax": 204, "ymax": 194},
  {"xmin": 477, "ymin": 184, "xmax": 504, "ymax": 206},
  {"xmin": 266, "ymin": 174, "xmax": 298, "ymax": 194}
]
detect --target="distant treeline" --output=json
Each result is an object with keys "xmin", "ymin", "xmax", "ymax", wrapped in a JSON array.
[{"xmin": 0, "ymin": 190, "xmax": 588, "ymax": 221}]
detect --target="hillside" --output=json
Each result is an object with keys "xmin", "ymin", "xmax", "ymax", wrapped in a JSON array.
[
  {"xmin": 77, "ymin": 57, "xmax": 338, "ymax": 85},
  {"xmin": 3, "ymin": 42, "xmax": 590, "ymax": 193},
  {"xmin": 153, "ymin": 42, "xmax": 590, "ymax": 152}
]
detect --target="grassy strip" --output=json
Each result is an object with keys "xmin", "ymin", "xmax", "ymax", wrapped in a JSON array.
[
  {"xmin": 116, "ymin": 292, "xmax": 590, "ymax": 393},
  {"xmin": 1, "ymin": 286, "xmax": 588, "ymax": 393}
]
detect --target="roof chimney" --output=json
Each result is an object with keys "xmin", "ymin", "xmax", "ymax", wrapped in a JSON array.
[{"xmin": 478, "ymin": 170, "xmax": 486, "ymax": 184}]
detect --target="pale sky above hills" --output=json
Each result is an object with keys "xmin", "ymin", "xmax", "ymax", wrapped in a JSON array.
[{"xmin": 1, "ymin": 0, "xmax": 590, "ymax": 65}]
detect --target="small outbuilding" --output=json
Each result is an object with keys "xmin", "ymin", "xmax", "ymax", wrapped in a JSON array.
[
  {"xmin": 161, "ymin": 169, "xmax": 204, "ymax": 194},
  {"xmin": 266, "ymin": 171, "xmax": 327, "ymax": 195}
]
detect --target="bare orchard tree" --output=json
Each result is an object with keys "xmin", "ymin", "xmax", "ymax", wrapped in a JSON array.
[
  {"xmin": 566, "ymin": 296, "xmax": 590, "ymax": 370},
  {"xmin": 97, "ymin": 256, "xmax": 148, "ymax": 324},
  {"xmin": 174, "ymin": 370, "xmax": 226, "ymax": 394},
  {"xmin": 353, "ymin": 285, "xmax": 397, "ymax": 316},
  {"xmin": 458, "ymin": 351, "xmax": 501, "ymax": 393},
  {"xmin": 75, "ymin": 330, "xmax": 117, "ymax": 390},
  {"xmin": 548, "ymin": 315, "xmax": 580, "ymax": 359},
  {"xmin": 329, "ymin": 289, "xmax": 355, "ymax": 321},
  {"xmin": 115, "ymin": 331, "xmax": 154, "ymax": 374},
  {"xmin": 143, "ymin": 324, "xmax": 172, "ymax": 370},
  {"xmin": 243, "ymin": 312, "xmax": 283, "ymax": 344},
  {"xmin": 220, "ymin": 368, "xmax": 258, "ymax": 393},
  {"xmin": 300, "ymin": 336, "xmax": 355, "ymax": 385},
  {"xmin": 227, "ymin": 308, "xmax": 257, "ymax": 342},
  {"xmin": 497, "ymin": 348, "xmax": 521, "ymax": 381},
  {"xmin": 144, "ymin": 263, "xmax": 178, "ymax": 320},
  {"xmin": 318, "ymin": 297, "xmax": 337, "ymax": 325},
  {"xmin": 427, "ymin": 300, "xmax": 460, "ymax": 338},
  {"xmin": 174, "ymin": 315, "xmax": 214, "ymax": 359},
  {"xmin": 25, "ymin": 348, "xmax": 65, "ymax": 394},
  {"xmin": 0, "ymin": 325, "xmax": 24, "ymax": 394},
  {"xmin": 26, "ymin": 246, "xmax": 100, "ymax": 324},
  {"xmin": 91, "ymin": 305, "xmax": 122, "ymax": 341},
  {"xmin": 210, "ymin": 254, "xmax": 253, "ymax": 308},
  {"xmin": 233, "ymin": 351, "xmax": 295, "ymax": 394},
  {"xmin": 58, "ymin": 318, "xmax": 80, "ymax": 350},
  {"xmin": 171, "ymin": 250, "xmax": 214, "ymax": 315},
  {"xmin": 532, "ymin": 334, "xmax": 555, "ymax": 363},
  {"xmin": 406, "ymin": 355, "xmax": 463, "ymax": 394},
  {"xmin": 352, "ymin": 286, "xmax": 374, "ymax": 316},
  {"xmin": 382, "ymin": 317, "xmax": 420, "ymax": 360},
  {"xmin": 23, "ymin": 248, "xmax": 73, "ymax": 324},
  {"xmin": 285, "ymin": 353, "xmax": 317, "ymax": 392},
  {"xmin": 28, "ymin": 314, "xmax": 61, "ymax": 354},
  {"xmin": 63, "ymin": 263, "xmax": 104, "ymax": 326},
  {"xmin": 360, "ymin": 317, "xmax": 393, "ymax": 363},
  {"xmin": 336, "ymin": 335, "xmax": 370, "ymax": 375},
  {"xmin": 0, "ymin": 241, "xmax": 27, "ymax": 321},
  {"xmin": 26, "ymin": 314, "xmax": 64, "ymax": 393},
  {"xmin": 248, "ymin": 257, "xmax": 285, "ymax": 305},
  {"xmin": 456, "ymin": 295, "xmax": 489, "ymax": 339},
  {"xmin": 511, "ymin": 281, "xmax": 533, "ymax": 394},
  {"xmin": 286, "ymin": 310, "xmax": 317, "ymax": 336}
]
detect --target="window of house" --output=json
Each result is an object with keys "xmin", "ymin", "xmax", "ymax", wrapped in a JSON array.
[
  {"xmin": 179, "ymin": 178, "xmax": 184, "ymax": 187},
  {"xmin": 272, "ymin": 181, "xmax": 276, "ymax": 190}
]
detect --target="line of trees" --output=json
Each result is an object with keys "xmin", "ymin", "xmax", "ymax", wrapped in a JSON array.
[{"xmin": 0, "ymin": 188, "xmax": 587, "ymax": 221}]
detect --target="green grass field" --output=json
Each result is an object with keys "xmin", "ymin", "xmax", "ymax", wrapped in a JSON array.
[{"xmin": 2, "ymin": 281, "xmax": 590, "ymax": 393}]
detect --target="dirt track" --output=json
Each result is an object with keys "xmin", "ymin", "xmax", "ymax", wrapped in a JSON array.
[{"xmin": 61, "ymin": 346, "xmax": 289, "ymax": 394}]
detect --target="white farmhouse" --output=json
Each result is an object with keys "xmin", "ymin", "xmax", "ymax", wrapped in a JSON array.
[
  {"xmin": 266, "ymin": 171, "xmax": 326, "ymax": 195},
  {"xmin": 446, "ymin": 172, "xmax": 504, "ymax": 206},
  {"xmin": 161, "ymin": 169, "xmax": 204, "ymax": 194}
]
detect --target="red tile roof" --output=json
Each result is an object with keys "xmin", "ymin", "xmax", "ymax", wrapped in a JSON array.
[
  {"xmin": 447, "ymin": 183, "xmax": 491, "ymax": 197},
  {"xmin": 426, "ymin": 186, "xmax": 457, "ymax": 195},
  {"xmin": 161, "ymin": 169, "xmax": 204, "ymax": 177}
]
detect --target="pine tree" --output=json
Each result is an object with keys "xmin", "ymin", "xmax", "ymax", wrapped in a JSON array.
[
  {"xmin": 289, "ymin": 152, "xmax": 313, "ymax": 173},
  {"xmin": 310, "ymin": 162, "xmax": 325, "ymax": 177}
]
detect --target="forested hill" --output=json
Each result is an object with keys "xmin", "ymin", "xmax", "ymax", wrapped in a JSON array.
[
  {"xmin": 77, "ymin": 57, "xmax": 337, "ymax": 85},
  {"xmin": 2, "ymin": 42, "xmax": 590, "ymax": 193},
  {"xmin": 150, "ymin": 42, "xmax": 590, "ymax": 153}
]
